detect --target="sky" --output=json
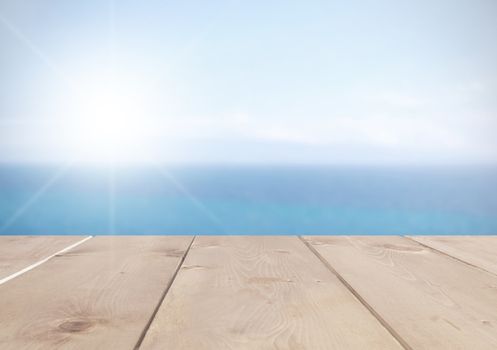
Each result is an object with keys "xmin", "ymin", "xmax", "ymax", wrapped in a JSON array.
[{"xmin": 0, "ymin": 0, "xmax": 496, "ymax": 164}]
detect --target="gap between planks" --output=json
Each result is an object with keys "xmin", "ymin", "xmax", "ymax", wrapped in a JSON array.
[
  {"xmin": 134, "ymin": 235, "xmax": 197, "ymax": 350},
  {"xmin": 403, "ymin": 236, "xmax": 497, "ymax": 278},
  {"xmin": 298, "ymin": 236, "xmax": 412, "ymax": 350},
  {"xmin": 0, "ymin": 235, "xmax": 93, "ymax": 286}
]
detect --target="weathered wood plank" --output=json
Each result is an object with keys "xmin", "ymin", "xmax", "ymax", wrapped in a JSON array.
[
  {"xmin": 0, "ymin": 236, "xmax": 193, "ymax": 350},
  {"xmin": 0, "ymin": 236, "xmax": 87, "ymax": 281},
  {"xmin": 304, "ymin": 236, "xmax": 497, "ymax": 349},
  {"xmin": 409, "ymin": 236, "xmax": 497, "ymax": 275},
  {"xmin": 140, "ymin": 236, "xmax": 403, "ymax": 350}
]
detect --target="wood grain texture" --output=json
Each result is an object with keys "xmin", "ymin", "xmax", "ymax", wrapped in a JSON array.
[
  {"xmin": 140, "ymin": 236, "xmax": 402, "ymax": 350},
  {"xmin": 409, "ymin": 236, "xmax": 497, "ymax": 275},
  {"xmin": 0, "ymin": 236, "xmax": 192, "ymax": 350},
  {"xmin": 0, "ymin": 236, "xmax": 86, "ymax": 280},
  {"xmin": 304, "ymin": 236, "xmax": 497, "ymax": 350}
]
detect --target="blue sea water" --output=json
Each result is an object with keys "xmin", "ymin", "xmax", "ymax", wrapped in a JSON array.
[{"xmin": 0, "ymin": 164, "xmax": 496, "ymax": 235}]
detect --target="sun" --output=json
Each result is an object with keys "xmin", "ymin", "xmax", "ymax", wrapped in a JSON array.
[{"xmin": 62, "ymin": 68, "xmax": 155, "ymax": 163}]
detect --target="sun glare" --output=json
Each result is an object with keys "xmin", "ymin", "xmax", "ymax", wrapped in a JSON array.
[{"xmin": 61, "ymin": 68, "xmax": 155, "ymax": 163}]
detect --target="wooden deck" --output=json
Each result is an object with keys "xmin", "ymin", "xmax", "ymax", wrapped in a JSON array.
[{"xmin": 0, "ymin": 236, "xmax": 496, "ymax": 349}]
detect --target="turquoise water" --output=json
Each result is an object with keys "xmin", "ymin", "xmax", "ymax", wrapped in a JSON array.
[{"xmin": 0, "ymin": 165, "xmax": 496, "ymax": 235}]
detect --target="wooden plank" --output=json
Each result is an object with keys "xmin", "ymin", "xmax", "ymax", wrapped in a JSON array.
[
  {"xmin": 0, "ymin": 236, "xmax": 87, "ymax": 281},
  {"xmin": 409, "ymin": 236, "xmax": 497, "ymax": 275},
  {"xmin": 304, "ymin": 236, "xmax": 497, "ymax": 349},
  {"xmin": 140, "ymin": 236, "xmax": 403, "ymax": 350},
  {"xmin": 0, "ymin": 236, "xmax": 193, "ymax": 350}
]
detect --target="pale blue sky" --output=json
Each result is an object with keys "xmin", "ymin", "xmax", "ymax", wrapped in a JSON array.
[{"xmin": 0, "ymin": 0, "xmax": 496, "ymax": 163}]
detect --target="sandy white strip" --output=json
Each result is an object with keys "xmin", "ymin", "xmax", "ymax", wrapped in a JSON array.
[{"xmin": 0, "ymin": 235, "xmax": 93, "ymax": 286}]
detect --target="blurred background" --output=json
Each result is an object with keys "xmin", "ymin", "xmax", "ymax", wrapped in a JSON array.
[{"xmin": 0, "ymin": 0, "xmax": 496, "ymax": 234}]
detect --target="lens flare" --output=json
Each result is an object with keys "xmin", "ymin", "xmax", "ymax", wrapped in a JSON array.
[{"xmin": 59, "ymin": 67, "xmax": 156, "ymax": 163}]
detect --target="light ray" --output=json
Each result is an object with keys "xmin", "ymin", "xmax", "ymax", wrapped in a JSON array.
[
  {"xmin": 108, "ymin": 0, "xmax": 116, "ymax": 65},
  {"xmin": 0, "ymin": 163, "xmax": 72, "ymax": 233},
  {"xmin": 107, "ymin": 1, "xmax": 117, "ymax": 234},
  {"xmin": 149, "ymin": 161, "xmax": 227, "ymax": 233},
  {"xmin": 108, "ymin": 162, "xmax": 116, "ymax": 234},
  {"xmin": 0, "ymin": 12, "xmax": 70, "ymax": 85},
  {"xmin": 146, "ymin": 16, "xmax": 216, "ymax": 90}
]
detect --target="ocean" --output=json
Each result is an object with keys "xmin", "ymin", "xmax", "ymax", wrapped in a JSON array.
[{"xmin": 0, "ymin": 164, "xmax": 496, "ymax": 235}]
